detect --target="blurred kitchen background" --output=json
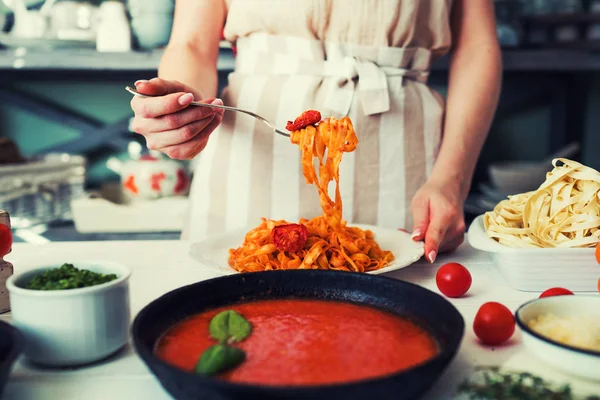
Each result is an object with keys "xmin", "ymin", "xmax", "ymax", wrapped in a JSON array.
[{"xmin": 0, "ymin": 0, "xmax": 599, "ymax": 243}]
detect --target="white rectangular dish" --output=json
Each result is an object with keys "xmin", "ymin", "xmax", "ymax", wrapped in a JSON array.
[
  {"xmin": 71, "ymin": 183, "xmax": 187, "ymax": 233},
  {"xmin": 467, "ymin": 215, "xmax": 598, "ymax": 292}
]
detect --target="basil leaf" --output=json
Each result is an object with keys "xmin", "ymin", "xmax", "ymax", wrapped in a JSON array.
[
  {"xmin": 195, "ymin": 344, "xmax": 246, "ymax": 376},
  {"xmin": 209, "ymin": 311, "xmax": 231, "ymax": 342},
  {"xmin": 227, "ymin": 310, "xmax": 252, "ymax": 342},
  {"xmin": 209, "ymin": 310, "xmax": 252, "ymax": 343}
]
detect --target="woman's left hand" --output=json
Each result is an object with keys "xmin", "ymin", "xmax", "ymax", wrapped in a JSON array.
[{"xmin": 411, "ymin": 177, "xmax": 467, "ymax": 263}]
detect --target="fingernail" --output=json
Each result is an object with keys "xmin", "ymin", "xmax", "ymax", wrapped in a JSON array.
[
  {"xmin": 178, "ymin": 93, "xmax": 194, "ymax": 105},
  {"xmin": 135, "ymin": 80, "xmax": 149, "ymax": 86},
  {"xmin": 411, "ymin": 228, "xmax": 421, "ymax": 239},
  {"xmin": 428, "ymin": 251, "xmax": 437, "ymax": 263},
  {"xmin": 210, "ymin": 98, "xmax": 224, "ymax": 106}
]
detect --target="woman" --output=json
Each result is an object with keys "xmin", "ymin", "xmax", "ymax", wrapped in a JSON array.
[{"xmin": 130, "ymin": 0, "xmax": 501, "ymax": 263}]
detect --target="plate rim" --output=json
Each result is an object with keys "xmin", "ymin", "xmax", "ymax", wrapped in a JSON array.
[{"xmin": 189, "ymin": 223, "xmax": 425, "ymax": 275}]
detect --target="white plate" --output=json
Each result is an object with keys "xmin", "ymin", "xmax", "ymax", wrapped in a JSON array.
[
  {"xmin": 478, "ymin": 182, "xmax": 510, "ymax": 202},
  {"xmin": 189, "ymin": 224, "xmax": 425, "ymax": 276},
  {"xmin": 468, "ymin": 214, "xmax": 598, "ymax": 292}
]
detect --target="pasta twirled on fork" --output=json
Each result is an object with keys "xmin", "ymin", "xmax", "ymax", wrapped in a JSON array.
[{"xmin": 228, "ymin": 114, "xmax": 394, "ymax": 273}]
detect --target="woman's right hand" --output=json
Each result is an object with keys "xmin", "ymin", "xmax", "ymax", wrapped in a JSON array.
[{"xmin": 130, "ymin": 78, "xmax": 225, "ymax": 160}]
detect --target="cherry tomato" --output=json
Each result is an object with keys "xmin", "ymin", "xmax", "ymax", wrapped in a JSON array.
[
  {"xmin": 597, "ymin": 278, "xmax": 600, "ymax": 294},
  {"xmin": 0, "ymin": 224, "xmax": 12, "ymax": 258},
  {"xmin": 473, "ymin": 302, "xmax": 515, "ymax": 346},
  {"xmin": 596, "ymin": 242, "xmax": 600, "ymax": 264},
  {"xmin": 271, "ymin": 224, "xmax": 308, "ymax": 252},
  {"xmin": 539, "ymin": 287, "xmax": 574, "ymax": 298},
  {"xmin": 435, "ymin": 262, "xmax": 472, "ymax": 298}
]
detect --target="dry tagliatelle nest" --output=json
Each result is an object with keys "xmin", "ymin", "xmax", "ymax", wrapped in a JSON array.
[{"xmin": 484, "ymin": 158, "xmax": 600, "ymax": 248}]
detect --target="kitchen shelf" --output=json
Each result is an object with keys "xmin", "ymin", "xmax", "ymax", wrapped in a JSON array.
[
  {"xmin": 439, "ymin": 48, "xmax": 600, "ymax": 71},
  {"xmin": 0, "ymin": 47, "xmax": 236, "ymax": 72},
  {"xmin": 1, "ymin": 47, "xmax": 600, "ymax": 72},
  {"xmin": 10, "ymin": 220, "xmax": 181, "ymax": 243},
  {"xmin": 521, "ymin": 12, "xmax": 600, "ymax": 25}
]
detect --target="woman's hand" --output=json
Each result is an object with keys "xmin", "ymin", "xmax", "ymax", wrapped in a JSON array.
[
  {"xmin": 411, "ymin": 177, "xmax": 467, "ymax": 263},
  {"xmin": 130, "ymin": 78, "xmax": 224, "ymax": 160}
]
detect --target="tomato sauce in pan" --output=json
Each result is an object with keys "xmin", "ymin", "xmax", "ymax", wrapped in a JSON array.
[{"xmin": 155, "ymin": 299, "xmax": 438, "ymax": 386}]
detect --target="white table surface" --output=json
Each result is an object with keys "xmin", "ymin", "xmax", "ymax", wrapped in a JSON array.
[{"xmin": 1, "ymin": 240, "xmax": 599, "ymax": 400}]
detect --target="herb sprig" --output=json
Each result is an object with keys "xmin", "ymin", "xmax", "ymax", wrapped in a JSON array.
[
  {"xmin": 195, "ymin": 310, "xmax": 252, "ymax": 376},
  {"xmin": 457, "ymin": 366, "xmax": 600, "ymax": 400}
]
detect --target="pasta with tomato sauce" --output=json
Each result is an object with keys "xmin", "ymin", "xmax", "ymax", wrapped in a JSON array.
[{"xmin": 228, "ymin": 111, "xmax": 394, "ymax": 273}]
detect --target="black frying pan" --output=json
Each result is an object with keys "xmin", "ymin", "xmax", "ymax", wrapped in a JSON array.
[
  {"xmin": 0, "ymin": 320, "xmax": 23, "ymax": 399},
  {"xmin": 132, "ymin": 270, "xmax": 464, "ymax": 400}
]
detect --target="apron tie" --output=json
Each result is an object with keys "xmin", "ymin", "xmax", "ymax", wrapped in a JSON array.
[
  {"xmin": 234, "ymin": 33, "xmax": 432, "ymax": 117},
  {"xmin": 322, "ymin": 56, "xmax": 429, "ymax": 116}
]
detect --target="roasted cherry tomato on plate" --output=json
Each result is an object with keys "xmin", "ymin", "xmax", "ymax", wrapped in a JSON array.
[
  {"xmin": 596, "ymin": 242, "xmax": 600, "ymax": 264},
  {"xmin": 597, "ymin": 278, "xmax": 600, "ymax": 294},
  {"xmin": 539, "ymin": 287, "xmax": 574, "ymax": 298},
  {"xmin": 271, "ymin": 224, "xmax": 308, "ymax": 253},
  {"xmin": 0, "ymin": 223, "xmax": 12, "ymax": 258},
  {"xmin": 435, "ymin": 262, "xmax": 472, "ymax": 298},
  {"xmin": 473, "ymin": 302, "xmax": 515, "ymax": 346}
]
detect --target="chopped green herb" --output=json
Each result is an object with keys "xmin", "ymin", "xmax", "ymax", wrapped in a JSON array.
[
  {"xmin": 458, "ymin": 366, "xmax": 600, "ymax": 400},
  {"xmin": 25, "ymin": 263, "xmax": 118, "ymax": 291}
]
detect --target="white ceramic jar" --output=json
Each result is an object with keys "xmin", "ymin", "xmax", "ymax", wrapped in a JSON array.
[
  {"xmin": 96, "ymin": 1, "xmax": 131, "ymax": 52},
  {"xmin": 6, "ymin": 260, "xmax": 131, "ymax": 366},
  {"xmin": 108, "ymin": 154, "xmax": 191, "ymax": 201}
]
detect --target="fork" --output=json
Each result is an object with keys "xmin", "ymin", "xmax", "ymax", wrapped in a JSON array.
[{"xmin": 125, "ymin": 86, "xmax": 290, "ymax": 138}]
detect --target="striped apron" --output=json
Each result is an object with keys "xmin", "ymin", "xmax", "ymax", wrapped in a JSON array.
[{"xmin": 184, "ymin": 33, "xmax": 445, "ymax": 241}]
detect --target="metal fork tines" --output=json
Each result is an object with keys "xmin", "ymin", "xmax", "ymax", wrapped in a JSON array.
[{"xmin": 125, "ymin": 86, "xmax": 290, "ymax": 137}]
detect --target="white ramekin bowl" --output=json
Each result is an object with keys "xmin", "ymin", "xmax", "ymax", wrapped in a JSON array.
[
  {"xmin": 516, "ymin": 295, "xmax": 600, "ymax": 382},
  {"xmin": 6, "ymin": 260, "xmax": 131, "ymax": 367}
]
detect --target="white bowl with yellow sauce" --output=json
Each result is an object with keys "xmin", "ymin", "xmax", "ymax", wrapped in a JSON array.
[{"xmin": 516, "ymin": 295, "xmax": 600, "ymax": 381}]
